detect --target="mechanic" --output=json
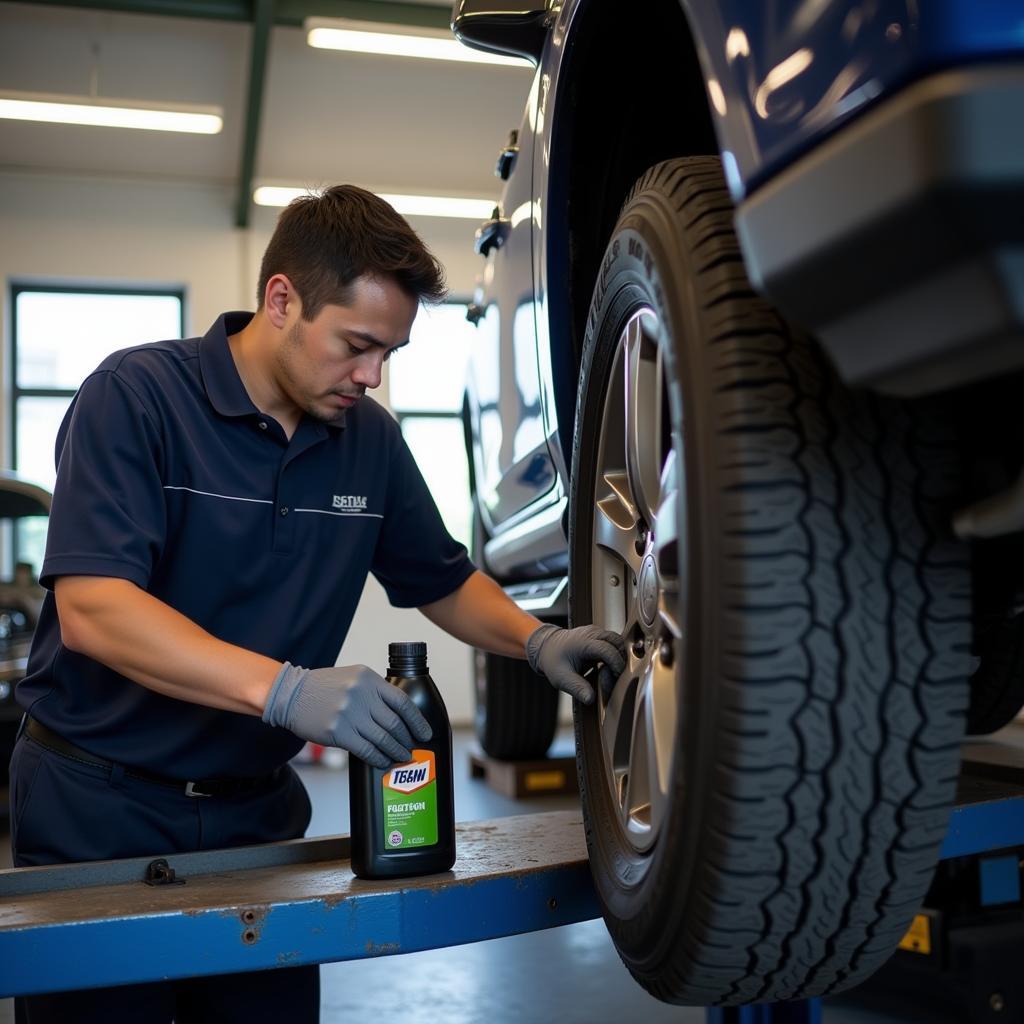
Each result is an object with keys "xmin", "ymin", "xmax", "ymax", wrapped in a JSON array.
[{"xmin": 9, "ymin": 185, "xmax": 626, "ymax": 1024}]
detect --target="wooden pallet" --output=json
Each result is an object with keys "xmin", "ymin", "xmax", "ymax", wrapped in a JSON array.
[{"xmin": 468, "ymin": 749, "xmax": 578, "ymax": 799}]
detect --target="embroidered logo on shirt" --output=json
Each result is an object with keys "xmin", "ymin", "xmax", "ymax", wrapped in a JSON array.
[{"xmin": 332, "ymin": 495, "xmax": 368, "ymax": 510}]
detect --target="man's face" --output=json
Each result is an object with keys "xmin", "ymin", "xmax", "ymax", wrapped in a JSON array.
[{"xmin": 275, "ymin": 274, "xmax": 417, "ymax": 425}]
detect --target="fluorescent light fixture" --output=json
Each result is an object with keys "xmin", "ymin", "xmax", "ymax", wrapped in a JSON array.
[
  {"xmin": 254, "ymin": 186, "xmax": 495, "ymax": 220},
  {"xmin": 305, "ymin": 17, "xmax": 531, "ymax": 68},
  {"xmin": 0, "ymin": 90, "xmax": 223, "ymax": 134}
]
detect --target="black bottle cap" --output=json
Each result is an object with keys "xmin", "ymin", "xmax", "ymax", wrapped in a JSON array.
[{"xmin": 389, "ymin": 642, "xmax": 427, "ymax": 659}]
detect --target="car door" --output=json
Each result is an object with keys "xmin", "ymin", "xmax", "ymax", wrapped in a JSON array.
[{"xmin": 467, "ymin": 69, "xmax": 558, "ymax": 538}]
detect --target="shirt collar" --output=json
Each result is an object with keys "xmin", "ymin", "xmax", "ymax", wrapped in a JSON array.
[
  {"xmin": 198, "ymin": 311, "xmax": 347, "ymax": 431},
  {"xmin": 199, "ymin": 311, "xmax": 260, "ymax": 418}
]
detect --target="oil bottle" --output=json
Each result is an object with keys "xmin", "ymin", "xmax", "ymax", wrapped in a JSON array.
[{"xmin": 349, "ymin": 641, "xmax": 456, "ymax": 879}]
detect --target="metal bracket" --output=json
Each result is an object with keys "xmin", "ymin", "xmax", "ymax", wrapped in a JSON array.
[{"xmin": 143, "ymin": 858, "xmax": 185, "ymax": 887}]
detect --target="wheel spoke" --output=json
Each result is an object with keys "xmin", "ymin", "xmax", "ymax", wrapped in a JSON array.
[
  {"xmin": 623, "ymin": 660, "xmax": 658, "ymax": 834},
  {"xmin": 658, "ymin": 593, "xmax": 683, "ymax": 641},
  {"xmin": 600, "ymin": 674, "xmax": 636, "ymax": 782},
  {"xmin": 593, "ymin": 468, "xmax": 644, "ymax": 633},
  {"xmin": 595, "ymin": 482, "xmax": 642, "ymax": 576},
  {"xmin": 653, "ymin": 449, "xmax": 679, "ymax": 565},
  {"xmin": 654, "ymin": 447, "xmax": 684, "ymax": 638},
  {"xmin": 648, "ymin": 652, "xmax": 677, "ymax": 822},
  {"xmin": 623, "ymin": 313, "xmax": 663, "ymax": 530}
]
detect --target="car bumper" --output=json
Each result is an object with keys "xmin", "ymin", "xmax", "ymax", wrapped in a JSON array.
[{"xmin": 736, "ymin": 66, "xmax": 1024, "ymax": 396}]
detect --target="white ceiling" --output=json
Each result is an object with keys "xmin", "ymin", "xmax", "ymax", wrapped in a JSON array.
[{"xmin": 0, "ymin": 2, "xmax": 534, "ymax": 203}]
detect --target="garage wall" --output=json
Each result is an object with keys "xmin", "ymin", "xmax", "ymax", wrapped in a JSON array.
[{"xmin": 0, "ymin": 169, "xmax": 484, "ymax": 723}]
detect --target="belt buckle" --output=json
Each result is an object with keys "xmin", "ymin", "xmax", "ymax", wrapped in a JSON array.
[{"xmin": 185, "ymin": 781, "xmax": 212, "ymax": 798}]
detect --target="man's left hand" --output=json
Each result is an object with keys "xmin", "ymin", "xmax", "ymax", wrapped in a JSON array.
[{"xmin": 526, "ymin": 624, "xmax": 627, "ymax": 705}]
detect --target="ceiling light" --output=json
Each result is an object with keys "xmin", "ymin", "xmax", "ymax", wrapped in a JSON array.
[
  {"xmin": 253, "ymin": 186, "xmax": 495, "ymax": 220},
  {"xmin": 305, "ymin": 17, "xmax": 531, "ymax": 68},
  {"xmin": 0, "ymin": 91, "xmax": 223, "ymax": 134}
]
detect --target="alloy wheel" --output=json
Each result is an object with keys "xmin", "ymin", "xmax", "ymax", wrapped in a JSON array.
[{"xmin": 590, "ymin": 307, "xmax": 684, "ymax": 853}]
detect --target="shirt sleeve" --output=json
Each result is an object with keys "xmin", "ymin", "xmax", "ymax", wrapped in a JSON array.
[
  {"xmin": 40, "ymin": 370, "xmax": 166, "ymax": 591},
  {"xmin": 370, "ymin": 425, "xmax": 476, "ymax": 608}
]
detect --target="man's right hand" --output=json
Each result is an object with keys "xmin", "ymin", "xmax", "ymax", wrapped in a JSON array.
[{"xmin": 262, "ymin": 663, "xmax": 432, "ymax": 769}]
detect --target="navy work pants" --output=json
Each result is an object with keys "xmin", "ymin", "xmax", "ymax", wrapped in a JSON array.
[{"xmin": 9, "ymin": 729, "xmax": 320, "ymax": 1023}]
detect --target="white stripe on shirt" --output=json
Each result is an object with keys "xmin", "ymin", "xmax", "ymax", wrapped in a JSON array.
[{"xmin": 163, "ymin": 486, "xmax": 272, "ymax": 505}]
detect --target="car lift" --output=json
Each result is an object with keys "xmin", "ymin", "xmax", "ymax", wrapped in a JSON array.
[{"xmin": 1, "ymin": 739, "xmax": 1022, "ymax": 1023}]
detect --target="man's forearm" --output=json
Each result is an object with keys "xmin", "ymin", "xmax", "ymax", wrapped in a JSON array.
[
  {"xmin": 419, "ymin": 570, "xmax": 541, "ymax": 658},
  {"xmin": 55, "ymin": 576, "xmax": 282, "ymax": 716}
]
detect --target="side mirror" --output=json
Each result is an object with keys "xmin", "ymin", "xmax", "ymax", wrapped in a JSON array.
[{"xmin": 451, "ymin": 0, "xmax": 551, "ymax": 65}]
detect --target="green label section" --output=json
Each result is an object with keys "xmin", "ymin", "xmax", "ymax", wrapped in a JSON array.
[{"xmin": 383, "ymin": 779, "xmax": 437, "ymax": 849}]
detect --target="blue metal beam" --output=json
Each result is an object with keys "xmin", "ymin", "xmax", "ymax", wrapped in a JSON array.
[
  {"xmin": 3, "ymin": 863, "xmax": 597, "ymax": 994},
  {"xmin": 2, "ymin": 758, "xmax": 1022, "ymax": 1002},
  {"xmin": 707, "ymin": 1001, "xmax": 822, "ymax": 1024},
  {"xmin": 941, "ymin": 792, "xmax": 1024, "ymax": 859},
  {"xmin": 0, "ymin": 811, "xmax": 599, "ymax": 997}
]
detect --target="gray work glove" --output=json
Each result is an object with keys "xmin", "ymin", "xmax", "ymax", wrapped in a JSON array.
[
  {"xmin": 526, "ymin": 624, "xmax": 627, "ymax": 706},
  {"xmin": 263, "ymin": 662, "xmax": 432, "ymax": 769}
]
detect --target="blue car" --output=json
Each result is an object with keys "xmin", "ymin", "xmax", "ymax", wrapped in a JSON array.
[{"xmin": 455, "ymin": 0, "xmax": 1024, "ymax": 1008}]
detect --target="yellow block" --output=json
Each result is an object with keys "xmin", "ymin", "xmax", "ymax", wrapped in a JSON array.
[
  {"xmin": 898, "ymin": 914, "xmax": 932, "ymax": 955},
  {"xmin": 524, "ymin": 770, "xmax": 566, "ymax": 791}
]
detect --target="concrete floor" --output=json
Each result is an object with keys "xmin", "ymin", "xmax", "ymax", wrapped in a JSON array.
[{"xmin": 0, "ymin": 729, "xmax": 970, "ymax": 1023}]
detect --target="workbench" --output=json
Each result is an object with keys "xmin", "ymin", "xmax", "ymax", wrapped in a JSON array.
[{"xmin": 2, "ymin": 738, "xmax": 1022, "ymax": 1022}]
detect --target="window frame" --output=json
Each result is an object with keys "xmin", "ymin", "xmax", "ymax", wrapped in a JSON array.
[
  {"xmin": 9, "ymin": 282, "xmax": 186, "ymax": 477},
  {"xmin": 389, "ymin": 295, "xmax": 473, "ymax": 423},
  {"xmin": 9, "ymin": 283, "xmax": 185, "ymax": 569},
  {"xmin": 388, "ymin": 297, "xmax": 474, "ymax": 549}
]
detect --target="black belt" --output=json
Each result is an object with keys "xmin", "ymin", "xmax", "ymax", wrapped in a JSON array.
[{"xmin": 24, "ymin": 717, "xmax": 283, "ymax": 798}]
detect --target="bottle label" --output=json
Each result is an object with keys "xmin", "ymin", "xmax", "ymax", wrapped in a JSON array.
[{"xmin": 381, "ymin": 749, "xmax": 437, "ymax": 850}]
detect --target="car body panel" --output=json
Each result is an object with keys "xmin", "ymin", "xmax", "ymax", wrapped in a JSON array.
[
  {"xmin": 457, "ymin": 0, "xmax": 1024, "ymax": 580},
  {"xmin": 685, "ymin": 0, "xmax": 1024, "ymax": 198}
]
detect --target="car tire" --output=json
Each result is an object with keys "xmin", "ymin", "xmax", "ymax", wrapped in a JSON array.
[
  {"xmin": 967, "ymin": 610, "xmax": 1024, "ymax": 734},
  {"xmin": 473, "ymin": 648, "xmax": 560, "ymax": 761},
  {"xmin": 467, "ymin": 496, "xmax": 561, "ymax": 761},
  {"xmin": 569, "ymin": 157, "xmax": 972, "ymax": 1005}
]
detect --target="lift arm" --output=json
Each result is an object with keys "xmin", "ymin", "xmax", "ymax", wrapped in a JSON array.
[
  {"xmin": 0, "ymin": 811, "xmax": 598, "ymax": 996},
  {"xmin": 3, "ymin": 748, "xmax": 1023, "ymax": 1003}
]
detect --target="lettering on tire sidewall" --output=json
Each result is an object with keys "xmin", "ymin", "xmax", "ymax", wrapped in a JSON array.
[{"xmin": 624, "ymin": 231, "xmax": 664, "ymax": 311}]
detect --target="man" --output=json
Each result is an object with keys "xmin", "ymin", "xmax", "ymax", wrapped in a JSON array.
[{"xmin": 9, "ymin": 185, "xmax": 625, "ymax": 1023}]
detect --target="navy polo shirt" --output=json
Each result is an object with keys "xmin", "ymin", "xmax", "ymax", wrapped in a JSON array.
[{"xmin": 18, "ymin": 311, "xmax": 475, "ymax": 779}]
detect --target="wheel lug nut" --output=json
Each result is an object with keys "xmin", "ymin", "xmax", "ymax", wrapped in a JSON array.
[
  {"xmin": 659, "ymin": 640, "xmax": 673, "ymax": 667},
  {"xmin": 631, "ymin": 639, "xmax": 645, "ymax": 658},
  {"xmin": 634, "ymin": 525, "xmax": 648, "ymax": 556}
]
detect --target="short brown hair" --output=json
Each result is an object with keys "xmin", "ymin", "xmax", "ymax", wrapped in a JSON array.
[{"xmin": 257, "ymin": 185, "xmax": 448, "ymax": 319}]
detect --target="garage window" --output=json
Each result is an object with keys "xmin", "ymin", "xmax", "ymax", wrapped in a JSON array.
[
  {"xmin": 10, "ymin": 284, "xmax": 184, "ymax": 574},
  {"xmin": 388, "ymin": 302, "xmax": 474, "ymax": 549}
]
